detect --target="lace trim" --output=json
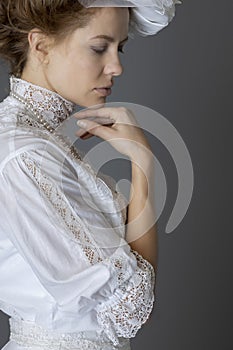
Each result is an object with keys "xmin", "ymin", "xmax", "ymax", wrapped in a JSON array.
[
  {"xmin": 19, "ymin": 151, "xmax": 103, "ymax": 265},
  {"xmin": 17, "ymin": 112, "xmax": 44, "ymax": 130},
  {"xmin": 10, "ymin": 76, "xmax": 75, "ymax": 130},
  {"xmin": 9, "ymin": 318, "xmax": 131, "ymax": 350},
  {"xmin": 96, "ymin": 249, "xmax": 155, "ymax": 346}
]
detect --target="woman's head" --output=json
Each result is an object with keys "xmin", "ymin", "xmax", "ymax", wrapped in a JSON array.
[{"xmin": 0, "ymin": 1, "xmax": 130, "ymax": 106}]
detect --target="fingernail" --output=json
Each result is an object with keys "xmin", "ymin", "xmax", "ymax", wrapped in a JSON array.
[{"xmin": 77, "ymin": 120, "xmax": 87, "ymax": 128}]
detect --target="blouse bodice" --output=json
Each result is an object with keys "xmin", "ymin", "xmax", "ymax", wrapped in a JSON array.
[{"xmin": 0, "ymin": 77, "xmax": 155, "ymax": 350}]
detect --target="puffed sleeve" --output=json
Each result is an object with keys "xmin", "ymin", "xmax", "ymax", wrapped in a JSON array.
[
  {"xmin": 0, "ymin": 148, "xmax": 112, "ymax": 309},
  {"xmin": 0, "ymin": 143, "xmax": 155, "ymax": 344}
]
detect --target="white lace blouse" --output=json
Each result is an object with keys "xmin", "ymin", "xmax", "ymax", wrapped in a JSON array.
[{"xmin": 0, "ymin": 77, "xmax": 155, "ymax": 350}]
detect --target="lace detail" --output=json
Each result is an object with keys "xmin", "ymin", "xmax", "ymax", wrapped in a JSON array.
[
  {"xmin": 10, "ymin": 76, "xmax": 75, "ymax": 130},
  {"xmin": 19, "ymin": 151, "xmax": 103, "ymax": 265},
  {"xmin": 9, "ymin": 318, "xmax": 131, "ymax": 350},
  {"xmin": 17, "ymin": 112, "xmax": 44, "ymax": 130},
  {"xmin": 96, "ymin": 249, "xmax": 156, "ymax": 346}
]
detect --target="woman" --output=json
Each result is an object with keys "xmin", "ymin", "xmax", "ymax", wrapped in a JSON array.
[{"xmin": 0, "ymin": 1, "xmax": 179, "ymax": 349}]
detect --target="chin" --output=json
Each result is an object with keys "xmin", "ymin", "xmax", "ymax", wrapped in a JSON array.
[
  {"xmin": 85, "ymin": 97, "xmax": 107, "ymax": 108},
  {"xmin": 71, "ymin": 94, "xmax": 107, "ymax": 108}
]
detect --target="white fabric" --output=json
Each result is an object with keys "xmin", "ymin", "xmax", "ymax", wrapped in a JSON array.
[
  {"xmin": 78, "ymin": 0, "xmax": 181, "ymax": 37},
  {"xmin": 0, "ymin": 77, "xmax": 155, "ymax": 350}
]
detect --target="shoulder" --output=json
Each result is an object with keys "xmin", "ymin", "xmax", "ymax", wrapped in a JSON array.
[{"xmin": 0, "ymin": 114, "xmax": 67, "ymax": 175}]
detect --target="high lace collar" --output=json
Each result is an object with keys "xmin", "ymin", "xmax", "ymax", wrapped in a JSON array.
[{"xmin": 10, "ymin": 76, "xmax": 76, "ymax": 129}]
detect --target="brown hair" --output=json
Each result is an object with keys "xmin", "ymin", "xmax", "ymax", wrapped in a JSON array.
[{"xmin": 0, "ymin": 0, "xmax": 99, "ymax": 77}]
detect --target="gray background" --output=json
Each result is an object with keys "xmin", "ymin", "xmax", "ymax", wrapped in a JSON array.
[{"xmin": 0, "ymin": 0, "xmax": 232, "ymax": 349}]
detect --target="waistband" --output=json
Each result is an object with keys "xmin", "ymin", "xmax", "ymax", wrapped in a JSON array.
[{"xmin": 9, "ymin": 317, "xmax": 130, "ymax": 350}]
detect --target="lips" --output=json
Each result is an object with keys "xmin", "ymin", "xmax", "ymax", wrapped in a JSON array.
[{"xmin": 94, "ymin": 88, "xmax": 112, "ymax": 97}]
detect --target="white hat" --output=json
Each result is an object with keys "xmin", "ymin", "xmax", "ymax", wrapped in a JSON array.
[{"xmin": 78, "ymin": 0, "xmax": 181, "ymax": 38}]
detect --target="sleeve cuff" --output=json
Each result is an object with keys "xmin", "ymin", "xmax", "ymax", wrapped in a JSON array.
[{"xmin": 96, "ymin": 249, "xmax": 156, "ymax": 346}]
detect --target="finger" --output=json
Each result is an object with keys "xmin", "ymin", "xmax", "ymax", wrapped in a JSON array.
[
  {"xmin": 76, "ymin": 130, "xmax": 90, "ymax": 137},
  {"xmin": 76, "ymin": 120, "xmax": 115, "ymax": 141},
  {"xmin": 80, "ymin": 132, "xmax": 93, "ymax": 140},
  {"xmin": 74, "ymin": 106, "xmax": 120, "ymax": 121},
  {"xmin": 75, "ymin": 116, "xmax": 116, "ymax": 129},
  {"xmin": 74, "ymin": 106, "xmax": 137, "ymax": 127},
  {"xmin": 76, "ymin": 119, "xmax": 114, "ymax": 136},
  {"xmin": 76, "ymin": 119, "xmax": 114, "ymax": 140},
  {"xmin": 82, "ymin": 116, "xmax": 115, "ymax": 125}
]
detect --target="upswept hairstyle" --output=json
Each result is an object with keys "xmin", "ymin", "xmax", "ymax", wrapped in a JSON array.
[{"xmin": 0, "ymin": 0, "xmax": 98, "ymax": 77}]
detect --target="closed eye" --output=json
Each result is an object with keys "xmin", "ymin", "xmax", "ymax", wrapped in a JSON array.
[
  {"xmin": 91, "ymin": 47, "xmax": 107, "ymax": 54},
  {"xmin": 91, "ymin": 46, "xmax": 125, "ymax": 54}
]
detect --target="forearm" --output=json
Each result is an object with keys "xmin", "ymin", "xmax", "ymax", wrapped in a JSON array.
[{"xmin": 125, "ymin": 152, "xmax": 158, "ymax": 271}]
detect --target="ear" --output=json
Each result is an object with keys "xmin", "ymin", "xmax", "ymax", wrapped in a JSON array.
[{"xmin": 28, "ymin": 29, "xmax": 52, "ymax": 65}]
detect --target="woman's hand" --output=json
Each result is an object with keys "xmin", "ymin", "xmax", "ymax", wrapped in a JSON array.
[{"xmin": 74, "ymin": 106, "xmax": 152, "ymax": 160}]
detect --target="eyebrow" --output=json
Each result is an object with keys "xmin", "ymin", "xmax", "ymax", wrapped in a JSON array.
[{"xmin": 90, "ymin": 35, "xmax": 129, "ymax": 43}]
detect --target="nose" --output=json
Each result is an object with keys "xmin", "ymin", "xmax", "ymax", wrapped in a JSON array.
[{"xmin": 103, "ymin": 52, "xmax": 124, "ymax": 77}]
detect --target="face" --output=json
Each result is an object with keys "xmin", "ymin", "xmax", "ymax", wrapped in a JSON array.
[{"xmin": 40, "ymin": 7, "xmax": 130, "ymax": 107}]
